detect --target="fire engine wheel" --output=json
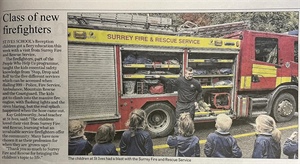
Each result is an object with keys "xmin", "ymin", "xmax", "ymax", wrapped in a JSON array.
[
  {"xmin": 272, "ymin": 93, "xmax": 296, "ymax": 122},
  {"xmin": 144, "ymin": 103, "xmax": 175, "ymax": 138}
]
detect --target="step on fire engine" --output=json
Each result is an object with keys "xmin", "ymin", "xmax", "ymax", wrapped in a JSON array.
[{"xmin": 67, "ymin": 13, "xmax": 298, "ymax": 137}]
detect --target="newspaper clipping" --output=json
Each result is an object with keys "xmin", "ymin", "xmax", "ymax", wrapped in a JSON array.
[{"xmin": 0, "ymin": 0, "xmax": 299, "ymax": 164}]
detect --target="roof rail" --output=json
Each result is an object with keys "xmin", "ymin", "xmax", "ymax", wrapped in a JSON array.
[
  {"xmin": 68, "ymin": 13, "xmax": 176, "ymax": 32},
  {"xmin": 177, "ymin": 21, "xmax": 250, "ymax": 38}
]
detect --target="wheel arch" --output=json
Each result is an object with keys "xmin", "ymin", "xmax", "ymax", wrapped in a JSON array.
[
  {"xmin": 266, "ymin": 84, "xmax": 298, "ymax": 113},
  {"xmin": 141, "ymin": 100, "xmax": 176, "ymax": 110}
]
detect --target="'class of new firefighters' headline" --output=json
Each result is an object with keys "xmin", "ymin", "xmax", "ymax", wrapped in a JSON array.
[{"xmin": 2, "ymin": 12, "xmax": 59, "ymax": 36}]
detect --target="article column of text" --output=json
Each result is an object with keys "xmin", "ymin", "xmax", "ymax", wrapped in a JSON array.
[{"xmin": 1, "ymin": 12, "xmax": 67, "ymax": 161}]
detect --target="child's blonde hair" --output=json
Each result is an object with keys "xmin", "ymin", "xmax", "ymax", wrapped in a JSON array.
[
  {"xmin": 95, "ymin": 124, "xmax": 115, "ymax": 144},
  {"xmin": 126, "ymin": 109, "xmax": 147, "ymax": 137},
  {"xmin": 69, "ymin": 120, "xmax": 86, "ymax": 138},
  {"xmin": 178, "ymin": 113, "xmax": 195, "ymax": 137},
  {"xmin": 255, "ymin": 115, "xmax": 281, "ymax": 142},
  {"xmin": 215, "ymin": 114, "xmax": 232, "ymax": 132}
]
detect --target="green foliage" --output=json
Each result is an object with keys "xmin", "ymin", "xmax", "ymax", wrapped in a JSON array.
[
  {"xmin": 208, "ymin": 12, "xmax": 298, "ymax": 33},
  {"xmin": 148, "ymin": 12, "xmax": 298, "ymax": 33}
]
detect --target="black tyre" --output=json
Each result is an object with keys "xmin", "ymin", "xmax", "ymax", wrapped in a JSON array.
[
  {"xmin": 272, "ymin": 93, "xmax": 296, "ymax": 122},
  {"xmin": 144, "ymin": 102, "xmax": 175, "ymax": 138}
]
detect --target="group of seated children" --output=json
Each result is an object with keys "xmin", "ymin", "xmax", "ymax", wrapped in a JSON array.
[{"xmin": 68, "ymin": 109, "xmax": 298, "ymax": 159}]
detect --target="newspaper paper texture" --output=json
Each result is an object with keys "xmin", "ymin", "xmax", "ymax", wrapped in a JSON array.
[{"xmin": 0, "ymin": 0, "xmax": 299, "ymax": 164}]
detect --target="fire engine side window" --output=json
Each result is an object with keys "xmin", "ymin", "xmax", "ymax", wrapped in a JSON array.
[
  {"xmin": 255, "ymin": 37, "xmax": 278, "ymax": 64},
  {"xmin": 294, "ymin": 41, "xmax": 298, "ymax": 63}
]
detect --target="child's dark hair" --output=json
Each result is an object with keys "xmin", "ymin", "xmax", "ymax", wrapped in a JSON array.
[
  {"xmin": 95, "ymin": 124, "xmax": 115, "ymax": 144},
  {"xmin": 178, "ymin": 113, "xmax": 195, "ymax": 137},
  {"xmin": 126, "ymin": 109, "xmax": 146, "ymax": 137},
  {"xmin": 185, "ymin": 67, "xmax": 193, "ymax": 72}
]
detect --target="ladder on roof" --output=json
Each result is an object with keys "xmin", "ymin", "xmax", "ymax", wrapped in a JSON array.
[
  {"xmin": 68, "ymin": 13, "xmax": 176, "ymax": 32},
  {"xmin": 177, "ymin": 21, "xmax": 250, "ymax": 38}
]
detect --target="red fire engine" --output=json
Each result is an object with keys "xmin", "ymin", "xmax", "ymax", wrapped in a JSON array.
[{"xmin": 67, "ymin": 13, "xmax": 298, "ymax": 137}]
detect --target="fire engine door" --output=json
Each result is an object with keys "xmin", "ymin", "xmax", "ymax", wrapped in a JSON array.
[
  {"xmin": 275, "ymin": 39, "xmax": 298, "ymax": 86},
  {"xmin": 291, "ymin": 41, "xmax": 298, "ymax": 82},
  {"xmin": 68, "ymin": 44, "xmax": 119, "ymax": 121},
  {"xmin": 251, "ymin": 37, "xmax": 281, "ymax": 90}
]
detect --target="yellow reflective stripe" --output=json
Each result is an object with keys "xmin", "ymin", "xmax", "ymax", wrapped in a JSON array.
[
  {"xmin": 276, "ymin": 77, "xmax": 292, "ymax": 86},
  {"xmin": 202, "ymin": 85, "xmax": 232, "ymax": 89},
  {"xmin": 195, "ymin": 110, "xmax": 231, "ymax": 116},
  {"xmin": 188, "ymin": 59, "xmax": 234, "ymax": 63},
  {"xmin": 194, "ymin": 74, "xmax": 233, "ymax": 78},
  {"xmin": 123, "ymin": 64, "xmax": 180, "ymax": 68},
  {"xmin": 161, "ymin": 75, "xmax": 179, "ymax": 78},
  {"xmin": 213, "ymin": 110, "xmax": 231, "ymax": 114},
  {"xmin": 218, "ymin": 59, "xmax": 234, "ymax": 63},
  {"xmin": 123, "ymin": 74, "xmax": 179, "ymax": 78},
  {"xmin": 240, "ymin": 76, "xmax": 251, "ymax": 89},
  {"xmin": 195, "ymin": 111, "xmax": 210, "ymax": 116},
  {"xmin": 188, "ymin": 59, "xmax": 206, "ymax": 62},
  {"xmin": 123, "ymin": 64, "xmax": 148, "ymax": 68},
  {"xmin": 123, "ymin": 74, "xmax": 147, "ymax": 78},
  {"xmin": 252, "ymin": 64, "xmax": 277, "ymax": 77},
  {"xmin": 160, "ymin": 65, "xmax": 180, "ymax": 68},
  {"xmin": 68, "ymin": 28, "xmax": 240, "ymax": 49}
]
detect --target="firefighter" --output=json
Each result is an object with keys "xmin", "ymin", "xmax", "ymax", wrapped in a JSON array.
[{"xmin": 155, "ymin": 67, "xmax": 202, "ymax": 134}]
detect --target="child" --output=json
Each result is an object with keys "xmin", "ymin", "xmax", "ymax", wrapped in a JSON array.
[
  {"xmin": 119, "ymin": 109, "xmax": 154, "ymax": 156},
  {"xmin": 252, "ymin": 115, "xmax": 281, "ymax": 158},
  {"xmin": 68, "ymin": 120, "xmax": 92, "ymax": 155},
  {"xmin": 283, "ymin": 131, "xmax": 298, "ymax": 159},
  {"xmin": 92, "ymin": 123, "xmax": 118, "ymax": 155},
  {"xmin": 204, "ymin": 114, "xmax": 242, "ymax": 158},
  {"xmin": 167, "ymin": 112, "xmax": 200, "ymax": 157}
]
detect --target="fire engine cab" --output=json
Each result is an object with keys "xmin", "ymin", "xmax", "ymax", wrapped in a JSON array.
[{"xmin": 67, "ymin": 13, "xmax": 298, "ymax": 137}]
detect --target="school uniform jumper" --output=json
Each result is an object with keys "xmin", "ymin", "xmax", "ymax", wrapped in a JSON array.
[
  {"xmin": 92, "ymin": 142, "xmax": 118, "ymax": 155},
  {"xmin": 283, "ymin": 139, "xmax": 298, "ymax": 159},
  {"xmin": 119, "ymin": 129, "xmax": 154, "ymax": 156},
  {"xmin": 68, "ymin": 136, "xmax": 92, "ymax": 155},
  {"xmin": 252, "ymin": 133, "xmax": 281, "ymax": 158},
  {"xmin": 167, "ymin": 135, "xmax": 200, "ymax": 157},
  {"xmin": 204, "ymin": 131, "xmax": 242, "ymax": 158}
]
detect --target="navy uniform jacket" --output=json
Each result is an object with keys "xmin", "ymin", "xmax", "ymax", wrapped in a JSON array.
[
  {"xmin": 119, "ymin": 129, "xmax": 154, "ymax": 156},
  {"xmin": 204, "ymin": 131, "xmax": 242, "ymax": 158},
  {"xmin": 92, "ymin": 142, "xmax": 118, "ymax": 155},
  {"xmin": 283, "ymin": 139, "xmax": 298, "ymax": 159},
  {"xmin": 252, "ymin": 134, "xmax": 281, "ymax": 158},
  {"xmin": 167, "ymin": 135, "xmax": 200, "ymax": 157},
  {"xmin": 68, "ymin": 136, "xmax": 92, "ymax": 155}
]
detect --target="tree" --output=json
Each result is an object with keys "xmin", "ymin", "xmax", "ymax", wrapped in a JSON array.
[
  {"xmin": 146, "ymin": 12, "xmax": 298, "ymax": 34},
  {"xmin": 205, "ymin": 12, "xmax": 298, "ymax": 33}
]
